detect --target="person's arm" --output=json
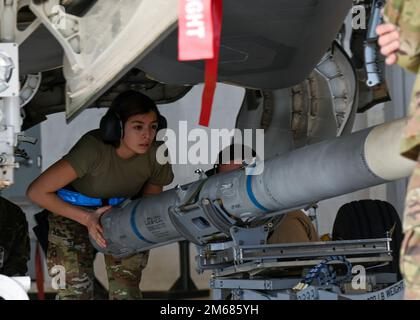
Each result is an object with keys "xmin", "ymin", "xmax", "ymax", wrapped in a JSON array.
[
  {"xmin": 142, "ymin": 182, "xmax": 164, "ymax": 196},
  {"xmin": 27, "ymin": 159, "xmax": 86, "ymax": 224},
  {"xmin": 382, "ymin": 0, "xmax": 420, "ymax": 69},
  {"xmin": 27, "ymin": 159, "xmax": 109, "ymax": 248}
]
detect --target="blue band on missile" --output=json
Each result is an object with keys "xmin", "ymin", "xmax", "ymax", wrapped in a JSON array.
[
  {"xmin": 130, "ymin": 202, "xmax": 156, "ymax": 244},
  {"xmin": 246, "ymin": 174, "xmax": 269, "ymax": 212}
]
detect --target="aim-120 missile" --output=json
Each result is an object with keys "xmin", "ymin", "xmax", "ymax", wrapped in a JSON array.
[{"xmin": 93, "ymin": 118, "xmax": 415, "ymax": 257}]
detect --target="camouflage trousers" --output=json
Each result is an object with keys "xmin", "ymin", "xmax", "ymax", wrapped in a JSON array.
[
  {"xmin": 47, "ymin": 214, "xmax": 149, "ymax": 300},
  {"xmin": 401, "ymin": 157, "xmax": 420, "ymax": 300}
]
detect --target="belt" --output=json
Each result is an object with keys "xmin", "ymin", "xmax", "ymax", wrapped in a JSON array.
[{"xmin": 57, "ymin": 188, "xmax": 126, "ymax": 207}]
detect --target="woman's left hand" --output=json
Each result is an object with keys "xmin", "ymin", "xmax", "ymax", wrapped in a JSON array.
[{"xmin": 84, "ymin": 205, "xmax": 111, "ymax": 248}]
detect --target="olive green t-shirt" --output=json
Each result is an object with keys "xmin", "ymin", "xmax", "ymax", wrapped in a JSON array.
[{"xmin": 62, "ymin": 129, "xmax": 174, "ymax": 198}]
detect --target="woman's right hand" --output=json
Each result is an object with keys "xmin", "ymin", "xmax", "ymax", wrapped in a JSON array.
[{"xmin": 84, "ymin": 205, "xmax": 111, "ymax": 248}]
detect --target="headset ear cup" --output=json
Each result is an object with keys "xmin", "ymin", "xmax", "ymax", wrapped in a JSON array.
[
  {"xmin": 117, "ymin": 114, "xmax": 123, "ymax": 139},
  {"xmin": 100, "ymin": 111, "xmax": 122, "ymax": 144}
]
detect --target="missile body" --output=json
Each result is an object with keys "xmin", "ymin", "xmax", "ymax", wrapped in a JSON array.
[{"xmin": 94, "ymin": 118, "xmax": 415, "ymax": 257}]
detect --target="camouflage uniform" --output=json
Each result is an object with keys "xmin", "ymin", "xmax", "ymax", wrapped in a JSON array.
[
  {"xmin": 0, "ymin": 197, "xmax": 30, "ymax": 276},
  {"xmin": 48, "ymin": 214, "xmax": 149, "ymax": 300},
  {"xmin": 104, "ymin": 252, "xmax": 149, "ymax": 300},
  {"xmin": 44, "ymin": 129, "xmax": 173, "ymax": 300},
  {"xmin": 384, "ymin": 0, "xmax": 420, "ymax": 299}
]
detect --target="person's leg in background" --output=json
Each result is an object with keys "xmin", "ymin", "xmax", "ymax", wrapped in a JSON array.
[{"xmin": 401, "ymin": 154, "xmax": 420, "ymax": 299}]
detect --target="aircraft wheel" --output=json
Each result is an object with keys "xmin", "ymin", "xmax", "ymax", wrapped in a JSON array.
[{"xmin": 332, "ymin": 200, "xmax": 403, "ymax": 279}]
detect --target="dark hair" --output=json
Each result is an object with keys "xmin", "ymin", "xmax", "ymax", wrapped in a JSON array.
[
  {"xmin": 100, "ymin": 90, "xmax": 163, "ymax": 146},
  {"xmin": 216, "ymin": 143, "xmax": 256, "ymax": 165},
  {"xmin": 205, "ymin": 144, "xmax": 257, "ymax": 176},
  {"xmin": 110, "ymin": 90, "xmax": 160, "ymax": 125}
]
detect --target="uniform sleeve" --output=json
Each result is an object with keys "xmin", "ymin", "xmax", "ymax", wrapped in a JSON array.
[
  {"xmin": 400, "ymin": 77, "xmax": 420, "ymax": 160},
  {"xmin": 148, "ymin": 143, "xmax": 174, "ymax": 186},
  {"xmin": 62, "ymin": 133, "xmax": 101, "ymax": 178},
  {"xmin": 383, "ymin": 0, "xmax": 404, "ymax": 26},
  {"xmin": 384, "ymin": 0, "xmax": 420, "ymax": 73},
  {"xmin": 149, "ymin": 162, "xmax": 174, "ymax": 186},
  {"xmin": 384, "ymin": 0, "xmax": 420, "ymax": 160}
]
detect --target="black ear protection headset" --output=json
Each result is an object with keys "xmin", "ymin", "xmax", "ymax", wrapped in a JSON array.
[
  {"xmin": 99, "ymin": 109, "xmax": 124, "ymax": 145},
  {"xmin": 99, "ymin": 107, "xmax": 167, "ymax": 146}
]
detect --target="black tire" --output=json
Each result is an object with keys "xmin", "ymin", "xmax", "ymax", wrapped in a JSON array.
[{"xmin": 332, "ymin": 200, "xmax": 403, "ymax": 279}]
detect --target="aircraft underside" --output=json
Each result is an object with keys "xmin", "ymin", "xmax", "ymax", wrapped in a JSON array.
[{"xmin": 0, "ymin": 0, "xmax": 414, "ymax": 300}]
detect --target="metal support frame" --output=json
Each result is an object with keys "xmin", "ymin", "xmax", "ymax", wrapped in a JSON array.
[
  {"xmin": 0, "ymin": 0, "xmax": 21, "ymax": 188},
  {"xmin": 29, "ymin": 0, "xmax": 83, "ymax": 72},
  {"xmin": 364, "ymin": 0, "xmax": 386, "ymax": 87},
  {"xmin": 198, "ymin": 238, "xmax": 393, "ymax": 275},
  {"xmin": 207, "ymin": 238, "xmax": 403, "ymax": 300}
]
